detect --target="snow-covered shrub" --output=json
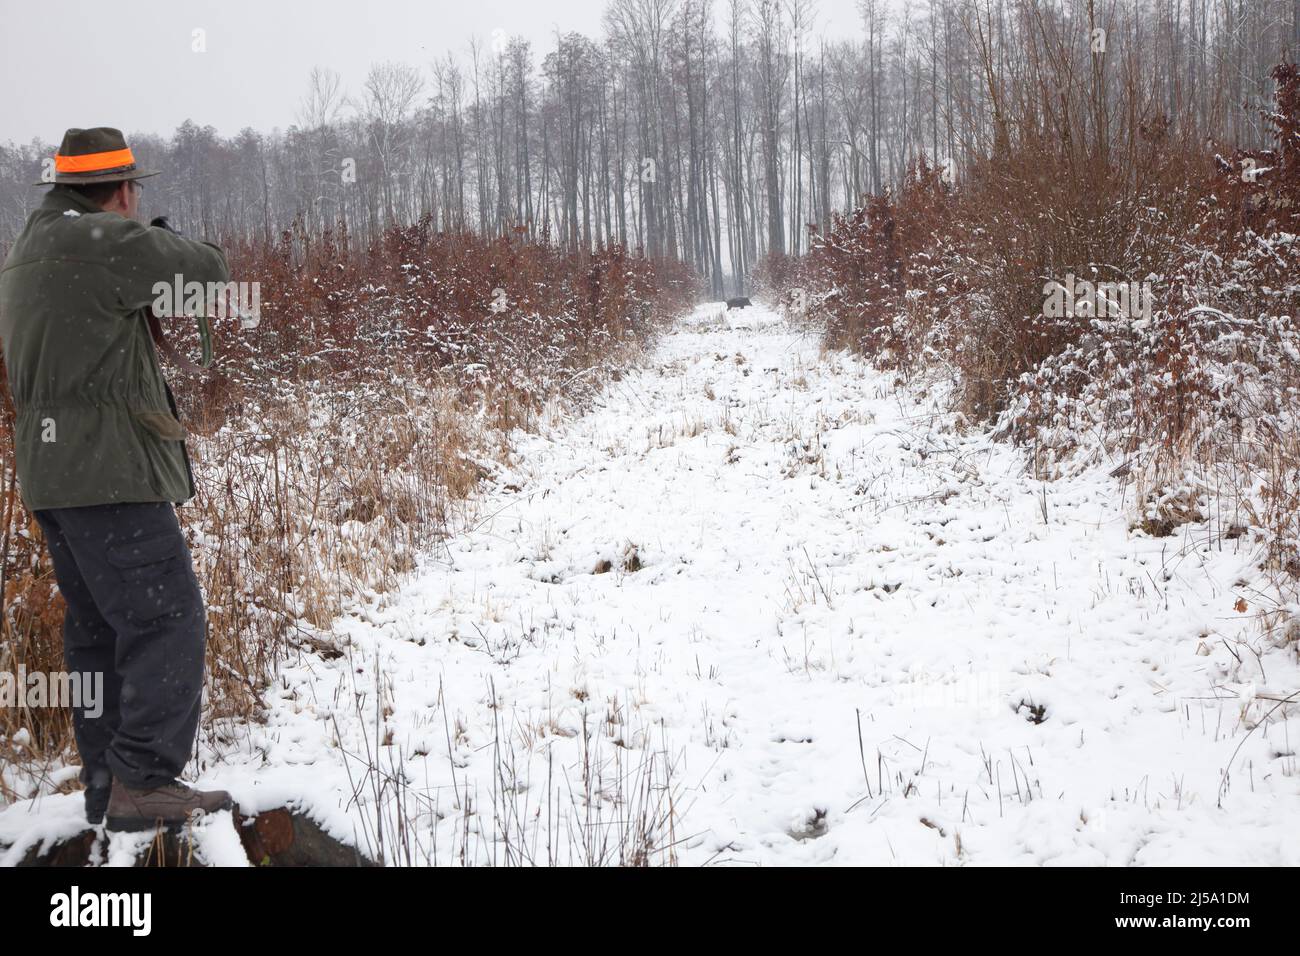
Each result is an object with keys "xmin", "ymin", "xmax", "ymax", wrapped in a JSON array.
[{"xmin": 767, "ymin": 62, "xmax": 1300, "ymax": 623}]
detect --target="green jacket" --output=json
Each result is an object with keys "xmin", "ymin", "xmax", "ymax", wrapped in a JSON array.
[{"xmin": 0, "ymin": 186, "xmax": 229, "ymax": 511}]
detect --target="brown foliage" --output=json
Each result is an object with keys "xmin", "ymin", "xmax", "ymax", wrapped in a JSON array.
[{"xmin": 771, "ymin": 62, "xmax": 1300, "ymax": 591}]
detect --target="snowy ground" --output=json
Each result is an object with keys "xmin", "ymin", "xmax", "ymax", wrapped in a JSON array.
[{"xmin": 3, "ymin": 302, "xmax": 1297, "ymax": 866}]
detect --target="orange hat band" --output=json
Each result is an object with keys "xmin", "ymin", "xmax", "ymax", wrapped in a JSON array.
[{"xmin": 54, "ymin": 147, "xmax": 136, "ymax": 173}]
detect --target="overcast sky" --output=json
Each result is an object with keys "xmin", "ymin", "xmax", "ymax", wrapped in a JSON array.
[{"xmin": 0, "ymin": 0, "xmax": 871, "ymax": 146}]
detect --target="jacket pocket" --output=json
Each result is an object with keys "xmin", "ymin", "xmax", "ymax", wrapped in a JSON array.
[{"xmin": 133, "ymin": 409, "xmax": 186, "ymax": 441}]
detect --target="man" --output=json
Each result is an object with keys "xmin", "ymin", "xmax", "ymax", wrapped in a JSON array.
[{"xmin": 0, "ymin": 127, "xmax": 234, "ymax": 832}]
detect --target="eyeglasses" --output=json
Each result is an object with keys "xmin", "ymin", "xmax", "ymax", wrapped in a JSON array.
[{"xmin": 130, "ymin": 180, "xmax": 145, "ymax": 195}]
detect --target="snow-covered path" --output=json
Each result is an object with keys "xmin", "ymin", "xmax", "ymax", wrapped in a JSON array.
[{"xmin": 4, "ymin": 303, "xmax": 1297, "ymax": 865}]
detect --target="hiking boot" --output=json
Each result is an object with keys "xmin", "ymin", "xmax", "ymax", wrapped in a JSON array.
[
  {"xmin": 83, "ymin": 764, "xmax": 113, "ymax": 827},
  {"xmin": 85, "ymin": 785, "xmax": 111, "ymax": 826},
  {"xmin": 105, "ymin": 778, "xmax": 235, "ymax": 833}
]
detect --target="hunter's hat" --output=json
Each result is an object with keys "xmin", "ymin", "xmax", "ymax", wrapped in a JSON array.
[{"xmin": 35, "ymin": 127, "xmax": 159, "ymax": 186}]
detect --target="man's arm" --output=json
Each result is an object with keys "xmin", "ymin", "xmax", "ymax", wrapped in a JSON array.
[{"xmin": 106, "ymin": 216, "xmax": 231, "ymax": 312}]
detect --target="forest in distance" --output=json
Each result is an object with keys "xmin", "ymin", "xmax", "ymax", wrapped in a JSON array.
[{"xmin": 3, "ymin": 0, "xmax": 1298, "ymax": 297}]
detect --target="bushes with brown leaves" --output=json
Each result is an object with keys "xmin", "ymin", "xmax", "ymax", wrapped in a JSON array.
[
  {"xmin": 0, "ymin": 224, "xmax": 696, "ymax": 798},
  {"xmin": 767, "ymin": 63, "xmax": 1300, "ymax": 626}
]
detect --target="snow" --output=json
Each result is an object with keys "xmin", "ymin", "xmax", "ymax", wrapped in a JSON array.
[{"xmin": 2, "ymin": 302, "xmax": 1297, "ymax": 866}]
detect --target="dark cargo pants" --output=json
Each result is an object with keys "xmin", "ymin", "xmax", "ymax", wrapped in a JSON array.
[{"xmin": 32, "ymin": 502, "xmax": 206, "ymax": 791}]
